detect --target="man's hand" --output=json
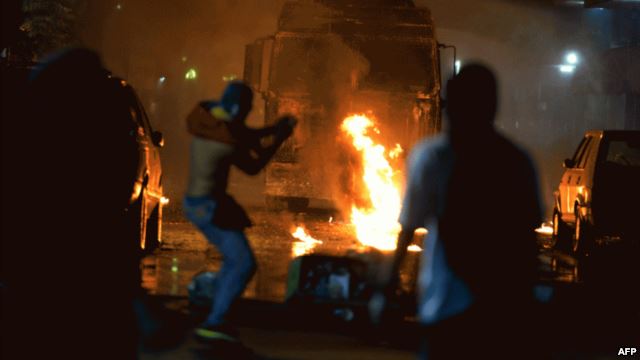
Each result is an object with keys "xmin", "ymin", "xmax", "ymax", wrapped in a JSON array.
[
  {"xmin": 368, "ymin": 290, "xmax": 389, "ymax": 325},
  {"xmin": 275, "ymin": 115, "xmax": 297, "ymax": 142},
  {"xmin": 368, "ymin": 256, "xmax": 395, "ymax": 325},
  {"xmin": 369, "ymin": 229, "xmax": 414, "ymax": 325}
]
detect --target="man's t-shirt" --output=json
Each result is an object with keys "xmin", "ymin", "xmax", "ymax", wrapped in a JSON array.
[
  {"xmin": 399, "ymin": 135, "xmax": 474, "ymax": 324},
  {"xmin": 399, "ymin": 132, "xmax": 542, "ymax": 324}
]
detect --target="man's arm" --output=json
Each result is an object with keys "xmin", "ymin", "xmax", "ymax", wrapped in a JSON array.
[
  {"xmin": 246, "ymin": 125, "xmax": 278, "ymax": 140},
  {"xmin": 389, "ymin": 228, "xmax": 414, "ymax": 288},
  {"xmin": 233, "ymin": 117, "xmax": 297, "ymax": 175},
  {"xmin": 233, "ymin": 141, "xmax": 284, "ymax": 175}
]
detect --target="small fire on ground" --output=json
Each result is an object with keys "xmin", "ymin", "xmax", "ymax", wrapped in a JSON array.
[
  {"xmin": 288, "ymin": 113, "xmax": 425, "ymax": 256},
  {"xmin": 535, "ymin": 222, "xmax": 553, "ymax": 236},
  {"xmin": 291, "ymin": 226, "xmax": 323, "ymax": 257}
]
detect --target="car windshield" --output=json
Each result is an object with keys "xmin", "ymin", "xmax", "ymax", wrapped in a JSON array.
[{"xmin": 603, "ymin": 138, "xmax": 640, "ymax": 167}]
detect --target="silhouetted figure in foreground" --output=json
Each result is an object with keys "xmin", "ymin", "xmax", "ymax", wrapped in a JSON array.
[
  {"xmin": 183, "ymin": 81, "xmax": 296, "ymax": 343},
  {"xmin": 381, "ymin": 64, "xmax": 543, "ymax": 359},
  {"xmin": 2, "ymin": 48, "xmax": 141, "ymax": 359}
]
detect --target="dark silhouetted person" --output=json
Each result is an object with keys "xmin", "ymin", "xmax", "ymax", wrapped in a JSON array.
[
  {"xmin": 183, "ymin": 81, "xmax": 296, "ymax": 342},
  {"xmin": 380, "ymin": 63, "xmax": 543, "ymax": 359},
  {"xmin": 3, "ymin": 48, "xmax": 141, "ymax": 359}
]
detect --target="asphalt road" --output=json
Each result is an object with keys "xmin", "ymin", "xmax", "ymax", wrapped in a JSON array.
[
  {"xmin": 139, "ymin": 208, "xmax": 638, "ymax": 360},
  {"xmin": 143, "ymin": 208, "xmax": 421, "ymax": 301}
]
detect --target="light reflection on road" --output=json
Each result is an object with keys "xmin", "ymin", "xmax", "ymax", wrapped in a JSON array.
[
  {"xmin": 142, "ymin": 210, "xmax": 398, "ymax": 301},
  {"xmin": 142, "ymin": 211, "xmax": 580, "ymax": 302}
]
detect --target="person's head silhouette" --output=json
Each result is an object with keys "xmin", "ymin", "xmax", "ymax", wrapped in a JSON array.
[
  {"xmin": 446, "ymin": 63, "xmax": 497, "ymax": 135},
  {"xmin": 220, "ymin": 81, "xmax": 254, "ymax": 124}
]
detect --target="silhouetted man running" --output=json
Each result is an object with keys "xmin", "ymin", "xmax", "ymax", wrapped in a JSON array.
[{"xmin": 184, "ymin": 81, "xmax": 296, "ymax": 342}]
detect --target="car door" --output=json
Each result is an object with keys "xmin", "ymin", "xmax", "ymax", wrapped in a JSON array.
[
  {"xmin": 559, "ymin": 135, "xmax": 592, "ymax": 223},
  {"xmin": 127, "ymin": 97, "xmax": 150, "ymax": 201},
  {"xmin": 136, "ymin": 99, "xmax": 162, "ymax": 202},
  {"xmin": 573, "ymin": 134, "xmax": 599, "ymax": 214}
]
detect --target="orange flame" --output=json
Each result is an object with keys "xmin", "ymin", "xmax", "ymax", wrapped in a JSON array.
[
  {"xmin": 341, "ymin": 114, "xmax": 421, "ymax": 252},
  {"xmin": 291, "ymin": 226, "xmax": 323, "ymax": 257}
]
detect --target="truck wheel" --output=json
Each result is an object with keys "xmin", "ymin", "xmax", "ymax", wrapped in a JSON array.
[{"xmin": 553, "ymin": 209, "xmax": 571, "ymax": 251}]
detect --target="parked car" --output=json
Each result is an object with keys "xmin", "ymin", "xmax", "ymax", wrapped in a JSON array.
[
  {"xmin": 553, "ymin": 130, "xmax": 640, "ymax": 254},
  {"xmin": 110, "ymin": 76, "xmax": 165, "ymax": 252}
]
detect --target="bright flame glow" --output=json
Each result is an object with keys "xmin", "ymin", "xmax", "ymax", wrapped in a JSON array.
[
  {"xmin": 535, "ymin": 223, "xmax": 553, "ymax": 236},
  {"xmin": 160, "ymin": 196, "xmax": 170, "ymax": 206},
  {"xmin": 291, "ymin": 226, "xmax": 322, "ymax": 257},
  {"xmin": 341, "ymin": 114, "xmax": 413, "ymax": 252}
]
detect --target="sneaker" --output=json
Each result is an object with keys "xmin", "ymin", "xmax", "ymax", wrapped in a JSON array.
[{"xmin": 194, "ymin": 324, "xmax": 239, "ymax": 343}]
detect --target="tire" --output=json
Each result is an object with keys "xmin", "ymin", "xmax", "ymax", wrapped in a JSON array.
[
  {"xmin": 573, "ymin": 208, "xmax": 593, "ymax": 256},
  {"xmin": 144, "ymin": 204, "xmax": 161, "ymax": 254},
  {"xmin": 132, "ymin": 188, "xmax": 161, "ymax": 253},
  {"xmin": 553, "ymin": 209, "xmax": 571, "ymax": 251},
  {"xmin": 132, "ymin": 189, "xmax": 148, "ymax": 251}
]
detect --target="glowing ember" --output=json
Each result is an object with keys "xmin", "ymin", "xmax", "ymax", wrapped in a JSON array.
[
  {"xmin": 160, "ymin": 196, "xmax": 170, "ymax": 205},
  {"xmin": 341, "ymin": 114, "xmax": 420, "ymax": 252},
  {"xmin": 291, "ymin": 226, "xmax": 323, "ymax": 257},
  {"xmin": 535, "ymin": 223, "xmax": 553, "ymax": 236}
]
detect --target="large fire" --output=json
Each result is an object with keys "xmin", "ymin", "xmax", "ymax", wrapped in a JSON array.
[{"xmin": 340, "ymin": 114, "xmax": 421, "ymax": 252}]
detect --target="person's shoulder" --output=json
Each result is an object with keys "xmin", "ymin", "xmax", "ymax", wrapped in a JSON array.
[
  {"xmin": 410, "ymin": 134, "xmax": 450, "ymax": 162},
  {"xmin": 495, "ymin": 131, "xmax": 536, "ymax": 168},
  {"xmin": 413, "ymin": 134, "xmax": 449, "ymax": 154}
]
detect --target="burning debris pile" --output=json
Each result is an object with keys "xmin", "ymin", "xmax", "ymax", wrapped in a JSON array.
[
  {"xmin": 290, "ymin": 113, "xmax": 424, "ymax": 256},
  {"xmin": 340, "ymin": 114, "xmax": 407, "ymax": 251}
]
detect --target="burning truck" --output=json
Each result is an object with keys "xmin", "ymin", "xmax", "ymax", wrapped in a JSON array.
[{"xmin": 244, "ymin": 0, "xmax": 442, "ymax": 212}]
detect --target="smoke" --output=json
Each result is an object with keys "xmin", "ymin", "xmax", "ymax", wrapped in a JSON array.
[
  {"xmin": 73, "ymin": 0, "xmax": 633, "ymax": 219},
  {"xmin": 417, "ymin": 0, "xmax": 624, "ymax": 217},
  {"xmin": 76, "ymin": 0, "xmax": 286, "ymax": 215}
]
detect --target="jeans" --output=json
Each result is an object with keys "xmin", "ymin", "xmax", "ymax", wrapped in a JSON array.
[{"xmin": 183, "ymin": 196, "xmax": 257, "ymax": 326}]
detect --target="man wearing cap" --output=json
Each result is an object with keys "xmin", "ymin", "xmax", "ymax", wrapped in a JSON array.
[{"xmin": 183, "ymin": 81, "xmax": 296, "ymax": 342}]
